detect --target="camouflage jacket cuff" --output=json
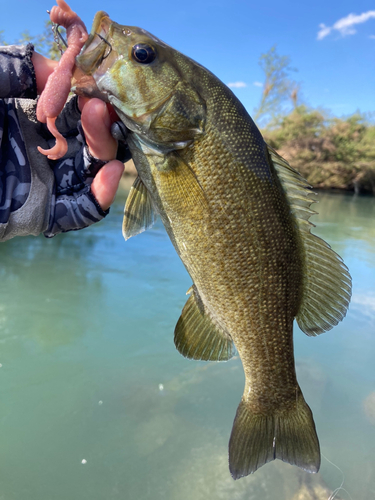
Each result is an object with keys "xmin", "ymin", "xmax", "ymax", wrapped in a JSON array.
[
  {"xmin": 43, "ymin": 144, "xmax": 109, "ymax": 237},
  {"xmin": 0, "ymin": 44, "xmax": 37, "ymax": 99},
  {"xmin": 82, "ymin": 143, "xmax": 108, "ymax": 178},
  {"xmin": 43, "ymin": 185, "xmax": 109, "ymax": 238}
]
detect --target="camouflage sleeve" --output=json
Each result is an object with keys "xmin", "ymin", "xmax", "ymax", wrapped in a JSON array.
[
  {"xmin": 0, "ymin": 99, "xmax": 31, "ymax": 228},
  {"xmin": 0, "ymin": 44, "xmax": 37, "ymax": 99}
]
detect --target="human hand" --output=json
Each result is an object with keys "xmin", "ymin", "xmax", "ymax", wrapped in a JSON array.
[
  {"xmin": 32, "ymin": 51, "xmax": 125, "ymax": 210},
  {"xmin": 31, "ymin": 51, "xmax": 126, "ymax": 233},
  {"xmin": 43, "ymin": 95, "xmax": 128, "ymax": 237}
]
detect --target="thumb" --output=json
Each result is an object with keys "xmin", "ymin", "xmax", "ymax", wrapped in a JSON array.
[
  {"xmin": 80, "ymin": 98, "xmax": 117, "ymax": 161},
  {"xmin": 91, "ymin": 160, "xmax": 125, "ymax": 211}
]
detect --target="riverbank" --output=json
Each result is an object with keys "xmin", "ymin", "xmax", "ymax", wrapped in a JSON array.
[
  {"xmin": 263, "ymin": 106, "xmax": 375, "ymax": 195},
  {"xmin": 268, "ymin": 145, "xmax": 375, "ymax": 195}
]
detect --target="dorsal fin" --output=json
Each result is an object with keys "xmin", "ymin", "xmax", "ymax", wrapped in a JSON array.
[
  {"xmin": 174, "ymin": 285, "xmax": 235, "ymax": 361},
  {"xmin": 267, "ymin": 145, "xmax": 352, "ymax": 336}
]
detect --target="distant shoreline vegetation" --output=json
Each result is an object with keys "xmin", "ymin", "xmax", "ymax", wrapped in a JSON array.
[
  {"xmin": 263, "ymin": 107, "xmax": 375, "ymax": 195},
  {"xmin": 1, "ymin": 29, "xmax": 373, "ymax": 194},
  {"xmin": 251, "ymin": 46, "xmax": 375, "ymax": 195}
]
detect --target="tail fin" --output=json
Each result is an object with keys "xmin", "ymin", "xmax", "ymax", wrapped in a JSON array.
[{"xmin": 229, "ymin": 389, "xmax": 320, "ymax": 479}]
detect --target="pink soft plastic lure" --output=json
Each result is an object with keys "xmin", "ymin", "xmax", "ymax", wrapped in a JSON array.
[{"xmin": 36, "ymin": 0, "xmax": 88, "ymax": 160}]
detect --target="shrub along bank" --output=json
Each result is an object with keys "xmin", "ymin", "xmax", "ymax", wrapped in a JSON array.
[{"xmin": 263, "ymin": 106, "xmax": 375, "ymax": 194}]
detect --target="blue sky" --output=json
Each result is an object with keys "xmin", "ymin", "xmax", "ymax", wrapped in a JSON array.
[{"xmin": 2, "ymin": 0, "xmax": 375, "ymax": 119}]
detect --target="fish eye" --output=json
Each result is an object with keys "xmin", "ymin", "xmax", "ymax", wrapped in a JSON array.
[{"xmin": 131, "ymin": 43, "xmax": 156, "ymax": 64}]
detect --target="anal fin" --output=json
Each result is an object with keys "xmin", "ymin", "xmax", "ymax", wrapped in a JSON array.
[{"xmin": 174, "ymin": 285, "xmax": 235, "ymax": 361}]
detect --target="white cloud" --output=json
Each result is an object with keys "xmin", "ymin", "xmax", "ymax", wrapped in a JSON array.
[
  {"xmin": 352, "ymin": 293, "xmax": 375, "ymax": 310},
  {"xmin": 351, "ymin": 292, "xmax": 375, "ymax": 323},
  {"xmin": 370, "ymin": 35, "xmax": 375, "ymax": 39},
  {"xmin": 253, "ymin": 81, "xmax": 263, "ymax": 87},
  {"xmin": 317, "ymin": 24, "xmax": 332, "ymax": 40},
  {"xmin": 227, "ymin": 81, "xmax": 247, "ymax": 88},
  {"xmin": 317, "ymin": 10, "xmax": 375, "ymax": 40}
]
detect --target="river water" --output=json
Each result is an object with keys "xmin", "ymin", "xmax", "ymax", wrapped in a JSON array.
[{"xmin": 0, "ymin": 185, "xmax": 374, "ymax": 500}]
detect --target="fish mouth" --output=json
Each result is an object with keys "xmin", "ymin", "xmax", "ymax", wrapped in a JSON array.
[{"xmin": 76, "ymin": 11, "xmax": 112, "ymax": 75}]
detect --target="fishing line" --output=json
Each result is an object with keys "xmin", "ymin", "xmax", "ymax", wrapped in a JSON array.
[{"xmin": 322, "ymin": 453, "xmax": 353, "ymax": 500}]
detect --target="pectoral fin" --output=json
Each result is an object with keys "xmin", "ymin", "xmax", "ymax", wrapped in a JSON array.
[
  {"xmin": 174, "ymin": 285, "xmax": 235, "ymax": 361},
  {"xmin": 268, "ymin": 146, "xmax": 352, "ymax": 336},
  {"xmin": 151, "ymin": 152, "xmax": 208, "ymax": 219},
  {"xmin": 122, "ymin": 176, "xmax": 156, "ymax": 240}
]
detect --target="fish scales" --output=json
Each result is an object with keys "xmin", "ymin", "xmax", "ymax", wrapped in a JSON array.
[
  {"xmin": 76, "ymin": 12, "xmax": 352, "ymax": 478},
  {"xmin": 167, "ymin": 92, "xmax": 303, "ymax": 399}
]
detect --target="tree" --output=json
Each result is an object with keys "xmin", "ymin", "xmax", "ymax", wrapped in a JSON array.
[
  {"xmin": 0, "ymin": 21, "xmax": 64, "ymax": 60},
  {"xmin": 253, "ymin": 46, "xmax": 299, "ymax": 126},
  {"xmin": 0, "ymin": 30, "xmax": 8, "ymax": 45}
]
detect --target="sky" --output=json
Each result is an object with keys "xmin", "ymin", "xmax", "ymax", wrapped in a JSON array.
[{"xmin": 1, "ymin": 0, "xmax": 374, "ymax": 119}]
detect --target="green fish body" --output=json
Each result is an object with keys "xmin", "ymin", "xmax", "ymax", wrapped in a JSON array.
[{"xmin": 76, "ymin": 13, "xmax": 352, "ymax": 478}]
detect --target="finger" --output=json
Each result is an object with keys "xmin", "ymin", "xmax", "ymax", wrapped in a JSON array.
[
  {"xmin": 90, "ymin": 160, "xmax": 124, "ymax": 210},
  {"xmin": 81, "ymin": 98, "xmax": 117, "ymax": 161},
  {"xmin": 31, "ymin": 52, "xmax": 58, "ymax": 95},
  {"xmin": 77, "ymin": 96, "xmax": 90, "ymax": 112}
]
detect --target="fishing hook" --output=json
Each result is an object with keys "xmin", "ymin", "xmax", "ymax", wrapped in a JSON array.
[
  {"xmin": 46, "ymin": 11, "xmax": 67, "ymax": 54},
  {"xmin": 95, "ymin": 32, "xmax": 112, "ymax": 59},
  {"xmin": 53, "ymin": 24, "xmax": 68, "ymax": 54}
]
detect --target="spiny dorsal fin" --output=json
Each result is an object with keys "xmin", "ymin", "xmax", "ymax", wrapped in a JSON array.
[
  {"xmin": 122, "ymin": 176, "xmax": 157, "ymax": 241},
  {"xmin": 267, "ymin": 145, "xmax": 352, "ymax": 336},
  {"xmin": 174, "ymin": 285, "xmax": 235, "ymax": 361}
]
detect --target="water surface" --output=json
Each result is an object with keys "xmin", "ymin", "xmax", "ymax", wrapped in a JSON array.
[{"xmin": 0, "ymin": 187, "xmax": 374, "ymax": 500}]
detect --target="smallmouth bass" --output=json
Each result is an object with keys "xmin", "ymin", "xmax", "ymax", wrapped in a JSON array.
[{"xmin": 76, "ymin": 12, "xmax": 352, "ymax": 479}]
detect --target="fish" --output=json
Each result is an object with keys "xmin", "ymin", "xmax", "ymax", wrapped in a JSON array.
[{"xmin": 75, "ymin": 11, "xmax": 352, "ymax": 479}]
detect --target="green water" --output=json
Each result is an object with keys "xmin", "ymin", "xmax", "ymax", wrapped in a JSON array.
[{"xmin": 0, "ymin": 188, "xmax": 374, "ymax": 500}]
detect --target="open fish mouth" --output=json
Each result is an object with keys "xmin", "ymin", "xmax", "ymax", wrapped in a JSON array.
[{"xmin": 76, "ymin": 11, "xmax": 113, "ymax": 74}]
